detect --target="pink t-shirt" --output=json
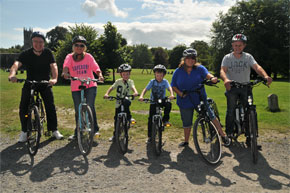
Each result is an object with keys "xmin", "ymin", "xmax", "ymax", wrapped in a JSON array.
[{"xmin": 63, "ymin": 53, "xmax": 101, "ymax": 92}]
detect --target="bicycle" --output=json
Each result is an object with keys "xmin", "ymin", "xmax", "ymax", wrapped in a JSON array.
[
  {"xmin": 12, "ymin": 79, "xmax": 48, "ymax": 156},
  {"xmin": 186, "ymin": 80, "xmax": 222, "ymax": 165},
  {"xmin": 142, "ymin": 97, "xmax": 174, "ymax": 156},
  {"xmin": 227, "ymin": 77, "xmax": 268, "ymax": 164},
  {"xmin": 105, "ymin": 95, "xmax": 137, "ymax": 155},
  {"xmin": 70, "ymin": 77, "xmax": 101, "ymax": 156}
]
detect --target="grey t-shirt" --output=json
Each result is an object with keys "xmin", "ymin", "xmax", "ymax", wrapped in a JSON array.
[{"xmin": 221, "ymin": 52, "xmax": 257, "ymax": 83}]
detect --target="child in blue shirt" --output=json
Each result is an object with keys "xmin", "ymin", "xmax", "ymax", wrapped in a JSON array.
[{"xmin": 139, "ymin": 64, "xmax": 175, "ymax": 143}]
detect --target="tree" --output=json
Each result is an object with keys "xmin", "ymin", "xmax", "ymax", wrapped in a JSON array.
[
  {"xmin": 46, "ymin": 26, "xmax": 68, "ymax": 51},
  {"xmin": 130, "ymin": 44, "xmax": 153, "ymax": 68},
  {"xmin": 210, "ymin": 0, "xmax": 289, "ymax": 78},
  {"xmin": 97, "ymin": 22, "xmax": 130, "ymax": 82},
  {"xmin": 152, "ymin": 47, "xmax": 169, "ymax": 67},
  {"xmin": 54, "ymin": 24, "xmax": 100, "ymax": 83},
  {"xmin": 168, "ymin": 44, "xmax": 187, "ymax": 69},
  {"xmin": 190, "ymin": 41, "xmax": 212, "ymax": 69}
]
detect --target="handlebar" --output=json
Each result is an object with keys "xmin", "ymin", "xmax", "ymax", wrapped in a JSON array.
[
  {"xmin": 230, "ymin": 77, "xmax": 268, "ymax": 88},
  {"xmin": 182, "ymin": 79, "xmax": 220, "ymax": 96},
  {"xmin": 105, "ymin": 94, "xmax": 140, "ymax": 101},
  {"xmin": 141, "ymin": 96, "xmax": 176, "ymax": 104},
  {"xmin": 9, "ymin": 78, "xmax": 50, "ymax": 84},
  {"xmin": 70, "ymin": 76, "xmax": 103, "ymax": 84}
]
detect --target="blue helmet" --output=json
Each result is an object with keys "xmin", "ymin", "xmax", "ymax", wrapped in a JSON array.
[{"xmin": 183, "ymin": 48, "xmax": 197, "ymax": 58}]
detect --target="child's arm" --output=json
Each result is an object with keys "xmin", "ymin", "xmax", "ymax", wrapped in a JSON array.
[
  {"xmin": 168, "ymin": 86, "xmax": 175, "ymax": 100},
  {"xmin": 104, "ymin": 86, "xmax": 114, "ymax": 98},
  {"xmin": 139, "ymin": 88, "xmax": 148, "ymax": 101},
  {"xmin": 131, "ymin": 85, "xmax": 139, "ymax": 97}
]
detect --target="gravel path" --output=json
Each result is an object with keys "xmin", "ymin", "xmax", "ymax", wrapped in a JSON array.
[{"xmin": 1, "ymin": 132, "xmax": 289, "ymax": 193}]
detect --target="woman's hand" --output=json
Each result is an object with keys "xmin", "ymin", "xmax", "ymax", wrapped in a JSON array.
[{"xmin": 210, "ymin": 77, "xmax": 218, "ymax": 83}]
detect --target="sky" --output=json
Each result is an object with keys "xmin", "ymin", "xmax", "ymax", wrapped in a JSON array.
[{"xmin": 0, "ymin": 0, "xmax": 237, "ymax": 49}]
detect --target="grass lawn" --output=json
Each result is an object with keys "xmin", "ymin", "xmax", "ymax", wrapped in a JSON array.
[{"xmin": 1, "ymin": 69, "xmax": 289, "ymax": 143}]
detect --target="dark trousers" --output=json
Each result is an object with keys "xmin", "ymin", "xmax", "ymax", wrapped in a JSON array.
[
  {"xmin": 72, "ymin": 87, "xmax": 99, "ymax": 135},
  {"xmin": 147, "ymin": 101, "xmax": 171, "ymax": 138},
  {"xmin": 19, "ymin": 85, "xmax": 58, "ymax": 132},
  {"xmin": 113, "ymin": 99, "xmax": 131, "ymax": 136},
  {"xmin": 225, "ymin": 87, "xmax": 248, "ymax": 135}
]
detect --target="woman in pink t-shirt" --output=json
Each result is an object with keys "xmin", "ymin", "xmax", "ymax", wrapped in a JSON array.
[{"xmin": 62, "ymin": 36, "xmax": 104, "ymax": 140}]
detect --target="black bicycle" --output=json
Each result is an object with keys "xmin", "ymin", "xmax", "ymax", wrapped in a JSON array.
[
  {"xmin": 186, "ymin": 80, "xmax": 222, "ymax": 165},
  {"xmin": 13, "ymin": 79, "xmax": 48, "ymax": 156},
  {"xmin": 142, "ymin": 97, "xmax": 175, "ymax": 156},
  {"xmin": 70, "ymin": 77, "xmax": 101, "ymax": 156},
  {"xmin": 228, "ymin": 77, "xmax": 268, "ymax": 164},
  {"xmin": 105, "ymin": 95, "xmax": 137, "ymax": 154}
]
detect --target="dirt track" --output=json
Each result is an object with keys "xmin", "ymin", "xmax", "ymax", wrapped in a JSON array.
[{"xmin": 1, "ymin": 132, "xmax": 289, "ymax": 193}]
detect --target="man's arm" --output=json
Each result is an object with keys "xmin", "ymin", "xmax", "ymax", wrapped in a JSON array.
[
  {"xmin": 49, "ymin": 62, "xmax": 58, "ymax": 85},
  {"xmin": 220, "ymin": 66, "xmax": 231, "ymax": 90},
  {"xmin": 252, "ymin": 64, "xmax": 272, "ymax": 85},
  {"xmin": 8, "ymin": 61, "xmax": 22, "ymax": 82}
]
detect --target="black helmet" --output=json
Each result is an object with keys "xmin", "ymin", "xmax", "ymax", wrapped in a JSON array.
[
  {"xmin": 183, "ymin": 48, "xmax": 197, "ymax": 58},
  {"xmin": 30, "ymin": 31, "xmax": 45, "ymax": 41},
  {"xmin": 232, "ymin": 34, "xmax": 247, "ymax": 43},
  {"xmin": 118, "ymin": 63, "xmax": 132, "ymax": 73},
  {"xmin": 153, "ymin": 64, "xmax": 167, "ymax": 74},
  {"xmin": 72, "ymin": 36, "xmax": 87, "ymax": 44}
]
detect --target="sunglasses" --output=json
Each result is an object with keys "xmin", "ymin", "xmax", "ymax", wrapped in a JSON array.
[
  {"xmin": 186, "ymin": 56, "xmax": 196, "ymax": 60},
  {"xmin": 74, "ymin": 44, "xmax": 85, "ymax": 48}
]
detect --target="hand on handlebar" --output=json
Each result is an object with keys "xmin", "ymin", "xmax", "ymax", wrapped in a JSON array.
[{"xmin": 8, "ymin": 76, "xmax": 18, "ymax": 83}]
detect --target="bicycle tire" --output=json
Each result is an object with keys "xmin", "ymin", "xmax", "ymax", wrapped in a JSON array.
[
  {"xmin": 151, "ymin": 118, "xmax": 162, "ymax": 156},
  {"xmin": 116, "ymin": 116, "xmax": 128, "ymax": 154},
  {"xmin": 77, "ymin": 105, "xmax": 94, "ymax": 156},
  {"xmin": 193, "ymin": 117, "xmax": 222, "ymax": 165},
  {"xmin": 248, "ymin": 109, "xmax": 258, "ymax": 164},
  {"xmin": 27, "ymin": 105, "xmax": 41, "ymax": 156}
]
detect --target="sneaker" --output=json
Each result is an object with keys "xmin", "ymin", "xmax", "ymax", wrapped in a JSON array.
[
  {"xmin": 164, "ymin": 121, "xmax": 172, "ymax": 127},
  {"xmin": 68, "ymin": 135, "xmax": 76, "ymax": 141},
  {"xmin": 52, "ymin": 130, "xmax": 64, "ymax": 140},
  {"xmin": 178, "ymin": 141, "xmax": 189, "ymax": 147},
  {"xmin": 221, "ymin": 136, "xmax": 231, "ymax": 147},
  {"xmin": 146, "ymin": 137, "xmax": 152, "ymax": 144},
  {"xmin": 109, "ymin": 136, "xmax": 115, "ymax": 142},
  {"xmin": 130, "ymin": 118, "xmax": 136, "ymax": 124},
  {"xmin": 18, "ymin": 131, "xmax": 27, "ymax": 143},
  {"xmin": 94, "ymin": 132, "xmax": 100, "ymax": 139}
]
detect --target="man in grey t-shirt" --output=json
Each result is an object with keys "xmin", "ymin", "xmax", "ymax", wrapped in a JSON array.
[{"xmin": 220, "ymin": 34, "xmax": 272, "ymax": 147}]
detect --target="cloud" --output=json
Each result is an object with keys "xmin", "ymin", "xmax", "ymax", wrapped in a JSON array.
[
  {"xmin": 138, "ymin": 0, "xmax": 235, "ymax": 21},
  {"xmin": 82, "ymin": 0, "xmax": 128, "ymax": 18}
]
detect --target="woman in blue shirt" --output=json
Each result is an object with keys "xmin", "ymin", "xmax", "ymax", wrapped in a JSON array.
[{"xmin": 171, "ymin": 48, "xmax": 229, "ymax": 147}]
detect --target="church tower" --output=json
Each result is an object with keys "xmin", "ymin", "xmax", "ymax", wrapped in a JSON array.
[{"xmin": 23, "ymin": 28, "xmax": 33, "ymax": 50}]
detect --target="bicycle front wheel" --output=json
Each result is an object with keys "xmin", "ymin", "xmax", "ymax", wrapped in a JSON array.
[
  {"xmin": 116, "ymin": 116, "xmax": 128, "ymax": 154},
  {"xmin": 27, "ymin": 105, "xmax": 41, "ymax": 156},
  {"xmin": 77, "ymin": 105, "xmax": 94, "ymax": 156},
  {"xmin": 151, "ymin": 118, "xmax": 162, "ymax": 156},
  {"xmin": 248, "ymin": 109, "xmax": 258, "ymax": 164},
  {"xmin": 193, "ymin": 117, "xmax": 222, "ymax": 165}
]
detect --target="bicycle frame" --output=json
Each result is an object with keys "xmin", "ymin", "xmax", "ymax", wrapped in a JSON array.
[{"xmin": 231, "ymin": 78, "xmax": 267, "ymax": 139}]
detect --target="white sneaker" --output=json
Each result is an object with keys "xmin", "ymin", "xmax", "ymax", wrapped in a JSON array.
[
  {"xmin": 52, "ymin": 130, "xmax": 64, "ymax": 140},
  {"xmin": 18, "ymin": 131, "xmax": 27, "ymax": 143}
]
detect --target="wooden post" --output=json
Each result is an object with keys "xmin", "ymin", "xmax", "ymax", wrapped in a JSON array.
[{"xmin": 267, "ymin": 94, "xmax": 280, "ymax": 112}]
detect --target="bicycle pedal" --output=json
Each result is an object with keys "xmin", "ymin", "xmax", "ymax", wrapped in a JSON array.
[
  {"xmin": 131, "ymin": 120, "xmax": 136, "ymax": 124},
  {"xmin": 165, "ymin": 123, "xmax": 171, "ymax": 127},
  {"xmin": 94, "ymin": 133, "xmax": 100, "ymax": 139}
]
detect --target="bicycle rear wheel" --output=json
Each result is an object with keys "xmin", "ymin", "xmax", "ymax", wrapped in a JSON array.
[
  {"xmin": 248, "ymin": 109, "xmax": 258, "ymax": 164},
  {"xmin": 193, "ymin": 117, "xmax": 222, "ymax": 165},
  {"xmin": 27, "ymin": 105, "xmax": 41, "ymax": 156},
  {"xmin": 151, "ymin": 118, "xmax": 162, "ymax": 156},
  {"xmin": 77, "ymin": 105, "xmax": 94, "ymax": 156},
  {"xmin": 116, "ymin": 116, "xmax": 128, "ymax": 154}
]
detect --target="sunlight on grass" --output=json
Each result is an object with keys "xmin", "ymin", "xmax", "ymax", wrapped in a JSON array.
[{"xmin": 1, "ymin": 69, "xmax": 289, "ymax": 143}]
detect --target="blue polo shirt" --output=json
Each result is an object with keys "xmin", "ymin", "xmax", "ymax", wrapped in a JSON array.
[{"xmin": 171, "ymin": 65, "xmax": 208, "ymax": 109}]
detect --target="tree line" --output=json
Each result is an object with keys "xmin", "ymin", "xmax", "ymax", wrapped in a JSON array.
[{"xmin": 1, "ymin": 0, "xmax": 288, "ymax": 81}]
